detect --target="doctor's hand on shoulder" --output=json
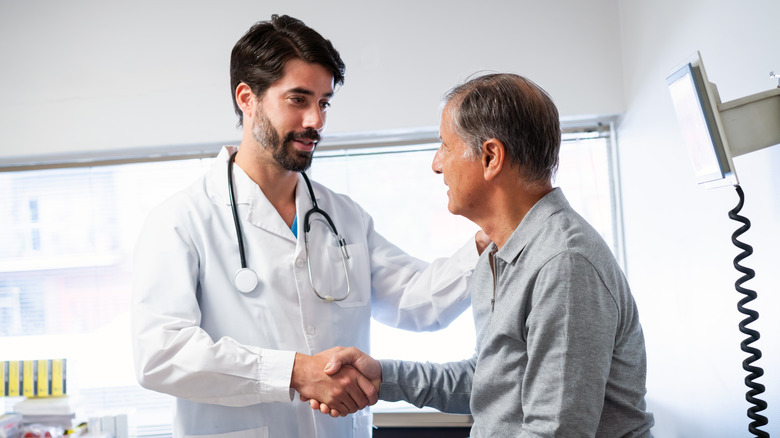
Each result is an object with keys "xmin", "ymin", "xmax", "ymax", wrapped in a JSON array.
[
  {"xmin": 292, "ymin": 346, "xmax": 380, "ymax": 417},
  {"xmin": 475, "ymin": 230, "xmax": 492, "ymax": 255}
]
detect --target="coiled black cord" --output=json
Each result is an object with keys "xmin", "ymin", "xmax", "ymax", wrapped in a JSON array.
[{"xmin": 728, "ymin": 184, "xmax": 770, "ymax": 437}]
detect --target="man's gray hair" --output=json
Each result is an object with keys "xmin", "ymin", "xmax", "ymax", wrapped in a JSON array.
[{"xmin": 442, "ymin": 73, "xmax": 561, "ymax": 183}]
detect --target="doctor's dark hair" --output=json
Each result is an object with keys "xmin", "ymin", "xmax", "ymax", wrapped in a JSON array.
[
  {"xmin": 230, "ymin": 14, "xmax": 346, "ymax": 126},
  {"xmin": 443, "ymin": 73, "xmax": 561, "ymax": 183}
]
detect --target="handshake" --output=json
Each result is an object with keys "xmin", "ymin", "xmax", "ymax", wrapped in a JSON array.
[{"xmin": 291, "ymin": 346, "xmax": 381, "ymax": 417}]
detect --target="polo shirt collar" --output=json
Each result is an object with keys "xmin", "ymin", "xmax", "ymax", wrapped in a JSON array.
[{"xmin": 494, "ymin": 187, "xmax": 569, "ymax": 264}]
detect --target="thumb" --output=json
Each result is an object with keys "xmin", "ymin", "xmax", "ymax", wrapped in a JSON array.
[
  {"xmin": 323, "ymin": 347, "xmax": 360, "ymax": 375},
  {"xmin": 323, "ymin": 358, "xmax": 342, "ymax": 375}
]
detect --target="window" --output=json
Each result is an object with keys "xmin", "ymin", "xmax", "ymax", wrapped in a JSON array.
[
  {"xmin": 311, "ymin": 124, "xmax": 622, "ymax": 368},
  {"xmin": 0, "ymin": 122, "xmax": 621, "ymax": 433}
]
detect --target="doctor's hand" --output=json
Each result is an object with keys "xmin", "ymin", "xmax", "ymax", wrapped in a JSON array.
[
  {"xmin": 475, "ymin": 230, "xmax": 492, "ymax": 255},
  {"xmin": 305, "ymin": 347, "xmax": 382, "ymax": 417},
  {"xmin": 291, "ymin": 347, "xmax": 378, "ymax": 417}
]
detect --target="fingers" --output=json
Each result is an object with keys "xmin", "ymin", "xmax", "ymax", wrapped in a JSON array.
[
  {"xmin": 303, "ymin": 365, "xmax": 376, "ymax": 417},
  {"xmin": 307, "ymin": 398, "xmax": 340, "ymax": 417},
  {"xmin": 323, "ymin": 358, "xmax": 342, "ymax": 376},
  {"xmin": 332, "ymin": 365, "xmax": 370, "ymax": 413},
  {"xmin": 316, "ymin": 402, "xmax": 341, "ymax": 418},
  {"xmin": 322, "ymin": 348, "xmax": 381, "ymax": 411},
  {"xmin": 305, "ymin": 394, "xmax": 347, "ymax": 418},
  {"xmin": 295, "ymin": 347, "xmax": 381, "ymax": 418},
  {"xmin": 475, "ymin": 229, "xmax": 492, "ymax": 255},
  {"xmin": 315, "ymin": 365, "xmax": 365, "ymax": 415},
  {"xmin": 292, "ymin": 351, "xmax": 357, "ymax": 414},
  {"xmin": 333, "ymin": 380, "xmax": 360, "ymax": 414},
  {"xmin": 356, "ymin": 372, "xmax": 379, "ymax": 406},
  {"xmin": 324, "ymin": 346, "xmax": 363, "ymax": 376}
]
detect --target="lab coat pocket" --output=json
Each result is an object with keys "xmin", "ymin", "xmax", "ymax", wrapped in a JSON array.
[
  {"xmin": 184, "ymin": 426, "xmax": 267, "ymax": 438},
  {"xmin": 330, "ymin": 243, "xmax": 370, "ymax": 309}
]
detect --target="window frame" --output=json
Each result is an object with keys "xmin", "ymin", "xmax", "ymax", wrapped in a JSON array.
[{"xmin": 0, "ymin": 118, "xmax": 624, "ymax": 432}]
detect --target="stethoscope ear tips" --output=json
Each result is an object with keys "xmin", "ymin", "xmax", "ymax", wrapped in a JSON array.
[{"xmin": 235, "ymin": 268, "xmax": 259, "ymax": 293}]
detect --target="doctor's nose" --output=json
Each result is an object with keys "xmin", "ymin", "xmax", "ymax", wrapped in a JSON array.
[{"xmin": 303, "ymin": 106, "xmax": 326, "ymax": 132}]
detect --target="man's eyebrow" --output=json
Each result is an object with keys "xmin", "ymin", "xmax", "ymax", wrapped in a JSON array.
[{"xmin": 287, "ymin": 87, "xmax": 334, "ymax": 98}]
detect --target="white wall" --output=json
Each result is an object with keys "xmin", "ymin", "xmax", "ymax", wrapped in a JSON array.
[
  {"xmin": 617, "ymin": 0, "xmax": 780, "ymax": 436},
  {"xmin": 0, "ymin": 0, "xmax": 623, "ymax": 160}
]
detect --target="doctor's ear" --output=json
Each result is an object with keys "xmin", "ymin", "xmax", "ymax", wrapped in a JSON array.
[
  {"xmin": 481, "ymin": 138, "xmax": 504, "ymax": 181},
  {"xmin": 235, "ymin": 83, "xmax": 256, "ymax": 118}
]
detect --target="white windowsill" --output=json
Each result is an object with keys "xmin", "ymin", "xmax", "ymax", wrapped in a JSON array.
[{"xmin": 371, "ymin": 401, "xmax": 473, "ymax": 428}]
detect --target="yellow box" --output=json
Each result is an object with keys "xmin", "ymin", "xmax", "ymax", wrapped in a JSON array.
[
  {"xmin": 7, "ymin": 361, "xmax": 20, "ymax": 397},
  {"xmin": 22, "ymin": 360, "xmax": 35, "ymax": 397},
  {"xmin": 37, "ymin": 359, "xmax": 49, "ymax": 397},
  {"xmin": 51, "ymin": 359, "xmax": 64, "ymax": 396}
]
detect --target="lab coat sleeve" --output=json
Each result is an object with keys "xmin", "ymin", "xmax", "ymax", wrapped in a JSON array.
[
  {"xmin": 363, "ymin": 207, "xmax": 480, "ymax": 331},
  {"xmin": 131, "ymin": 200, "xmax": 295, "ymax": 407}
]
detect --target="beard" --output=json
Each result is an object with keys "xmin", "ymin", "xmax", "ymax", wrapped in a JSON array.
[{"xmin": 252, "ymin": 106, "xmax": 320, "ymax": 172}]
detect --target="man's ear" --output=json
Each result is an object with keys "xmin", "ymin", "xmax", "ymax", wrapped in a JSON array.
[
  {"xmin": 481, "ymin": 138, "xmax": 504, "ymax": 181},
  {"xmin": 235, "ymin": 83, "xmax": 255, "ymax": 119}
]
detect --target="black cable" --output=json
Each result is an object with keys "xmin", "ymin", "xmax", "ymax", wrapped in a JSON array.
[{"xmin": 728, "ymin": 184, "xmax": 769, "ymax": 437}]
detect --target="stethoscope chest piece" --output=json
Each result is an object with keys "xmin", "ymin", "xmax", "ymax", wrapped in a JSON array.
[{"xmin": 234, "ymin": 267, "xmax": 258, "ymax": 293}]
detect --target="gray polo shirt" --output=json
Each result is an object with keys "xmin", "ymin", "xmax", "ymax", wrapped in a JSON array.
[{"xmin": 380, "ymin": 188, "xmax": 654, "ymax": 437}]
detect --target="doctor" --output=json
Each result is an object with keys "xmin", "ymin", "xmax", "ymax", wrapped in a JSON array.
[{"xmin": 132, "ymin": 14, "xmax": 489, "ymax": 438}]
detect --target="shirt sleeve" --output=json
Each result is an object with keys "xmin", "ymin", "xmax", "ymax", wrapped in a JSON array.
[
  {"xmin": 520, "ymin": 251, "xmax": 618, "ymax": 436},
  {"xmin": 131, "ymin": 200, "xmax": 295, "ymax": 406},
  {"xmin": 379, "ymin": 356, "xmax": 476, "ymax": 414},
  {"xmin": 363, "ymin": 207, "xmax": 480, "ymax": 331}
]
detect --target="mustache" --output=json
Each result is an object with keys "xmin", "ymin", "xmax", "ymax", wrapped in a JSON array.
[{"xmin": 285, "ymin": 128, "xmax": 321, "ymax": 145}]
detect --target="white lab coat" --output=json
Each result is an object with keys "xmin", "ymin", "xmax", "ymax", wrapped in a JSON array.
[{"xmin": 132, "ymin": 147, "xmax": 478, "ymax": 438}]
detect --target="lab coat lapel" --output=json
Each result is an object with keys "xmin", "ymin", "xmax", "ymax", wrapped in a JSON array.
[
  {"xmin": 243, "ymin": 173, "xmax": 299, "ymax": 242},
  {"xmin": 207, "ymin": 146, "xmax": 298, "ymax": 242}
]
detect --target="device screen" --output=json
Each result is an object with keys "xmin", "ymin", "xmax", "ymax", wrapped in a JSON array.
[{"xmin": 666, "ymin": 63, "xmax": 727, "ymax": 184}]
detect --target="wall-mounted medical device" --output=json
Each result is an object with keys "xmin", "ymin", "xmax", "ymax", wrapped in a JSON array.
[
  {"xmin": 666, "ymin": 51, "xmax": 778, "ymax": 438},
  {"xmin": 666, "ymin": 51, "xmax": 780, "ymax": 189}
]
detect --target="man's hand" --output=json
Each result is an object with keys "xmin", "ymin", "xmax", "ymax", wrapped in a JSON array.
[
  {"xmin": 290, "ymin": 347, "xmax": 378, "ymax": 417},
  {"xmin": 303, "ymin": 347, "xmax": 382, "ymax": 417}
]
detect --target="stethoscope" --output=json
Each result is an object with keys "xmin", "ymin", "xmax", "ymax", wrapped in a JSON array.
[{"xmin": 227, "ymin": 151, "xmax": 351, "ymax": 302}]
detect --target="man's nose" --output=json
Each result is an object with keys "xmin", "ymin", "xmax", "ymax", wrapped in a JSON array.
[{"xmin": 432, "ymin": 146, "xmax": 444, "ymax": 174}]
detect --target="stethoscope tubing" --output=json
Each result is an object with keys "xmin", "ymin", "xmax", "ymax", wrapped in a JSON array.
[
  {"xmin": 227, "ymin": 150, "xmax": 350, "ymax": 301},
  {"xmin": 228, "ymin": 151, "xmax": 248, "ymax": 269}
]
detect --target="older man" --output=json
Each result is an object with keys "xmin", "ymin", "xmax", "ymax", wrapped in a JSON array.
[{"xmin": 316, "ymin": 73, "xmax": 655, "ymax": 437}]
